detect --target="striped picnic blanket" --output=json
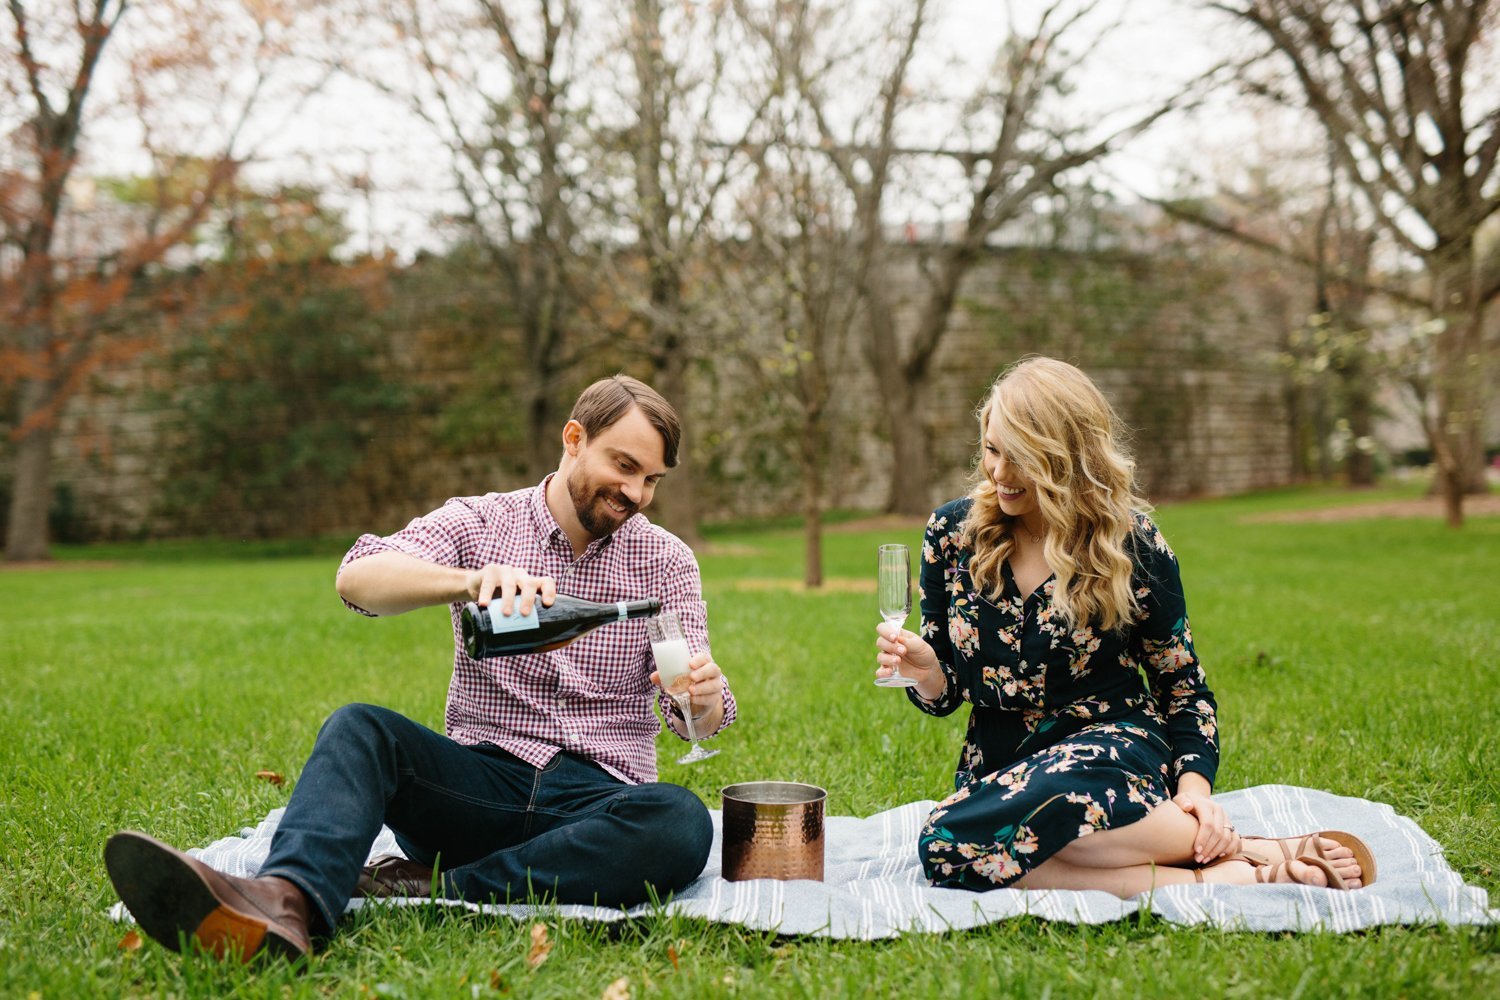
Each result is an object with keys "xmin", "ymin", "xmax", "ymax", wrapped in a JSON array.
[{"xmin": 110, "ymin": 784, "xmax": 1498, "ymax": 938}]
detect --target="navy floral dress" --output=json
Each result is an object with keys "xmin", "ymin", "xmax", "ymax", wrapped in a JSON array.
[{"xmin": 912, "ymin": 498, "xmax": 1219, "ymax": 890}]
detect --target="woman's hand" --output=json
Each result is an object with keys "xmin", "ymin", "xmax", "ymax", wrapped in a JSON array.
[
  {"xmin": 875, "ymin": 623, "xmax": 945, "ymax": 700},
  {"xmin": 1173, "ymin": 776, "xmax": 1234, "ymax": 864}
]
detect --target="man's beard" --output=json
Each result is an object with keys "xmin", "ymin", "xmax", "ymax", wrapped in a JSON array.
[{"xmin": 567, "ymin": 469, "xmax": 637, "ymax": 539}]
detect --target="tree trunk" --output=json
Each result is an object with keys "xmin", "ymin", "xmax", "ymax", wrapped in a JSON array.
[
  {"xmin": 1426, "ymin": 251, "xmax": 1490, "ymax": 524},
  {"xmin": 1458, "ymin": 372, "xmax": 1489, "ymax": 495},
  {"xmin": 1438, "ymin": 462, "xmax": 1464, "ymax": 529},
  {"xmin": 881, "ymin": 372, "xmax": 930, "ymax": 516},
  {"xmin": 643, "ymin": 320, "xmax": 704, "ymax": 548},
  {"xmin": 1344, "ymin": 361, "xmax": 1376, "ymax": 487},
  {"xmin": 803, "ymin": 499, "xmax": 823, "ymax": 589},
  {"xmin": 1283, "ymin": 373, "xmax": 1311, "ymax": 481},
  {"xmin": 5, "ymin": 381, "xmax": 56, "ymax": 561},
  {"xmin": 527, "ymin": 379, "xmax": 556, "ymax": 483},
  {"xmin": 801, "ymin": 420, "xmax": 824, "ymax": 589},
  {"xmin": 863, "ymin": 283, "xmax": 932, "ymax": 516},
  {"xmin": 1312, "ymin": 380, "xmax": 1335, "ymax": 482}
]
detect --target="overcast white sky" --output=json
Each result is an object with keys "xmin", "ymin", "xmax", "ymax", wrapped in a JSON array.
[{"xmin": 192, "ymin": 0, "xmax": 1268, "ymax": 258}]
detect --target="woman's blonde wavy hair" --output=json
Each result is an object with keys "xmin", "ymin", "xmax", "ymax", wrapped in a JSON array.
[{"xmin": 960, "ymin": 357, "xmax": 1150, "ymax": 632}]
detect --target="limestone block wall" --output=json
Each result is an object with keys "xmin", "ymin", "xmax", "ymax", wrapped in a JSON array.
[{"xmin": 6, "ymin": 243, "xmax": 1297, "ymax": 544}]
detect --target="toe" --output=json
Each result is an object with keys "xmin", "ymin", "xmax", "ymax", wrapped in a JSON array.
[
  {"xmin": 1284, "ymin": 860, "xmax": 1329, "ymax": 888},
  {"xmin": 1320, "ymin": 839, "xmax": 1354, "ymax": 860}
]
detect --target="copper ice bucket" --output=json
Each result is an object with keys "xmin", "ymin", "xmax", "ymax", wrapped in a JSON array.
[{"xmin": 721, "ymin": 781, "xmax": 826, "ymax": 882}]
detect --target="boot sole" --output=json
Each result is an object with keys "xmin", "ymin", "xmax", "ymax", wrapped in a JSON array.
[{"xmin": 104, "ymin": 831, "xmax": 305, "ymax": 962}]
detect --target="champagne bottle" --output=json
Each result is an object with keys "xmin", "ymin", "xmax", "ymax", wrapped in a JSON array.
[{"xmin": 459, "ymin": 594, "xmax": 662, "ymax": 658}]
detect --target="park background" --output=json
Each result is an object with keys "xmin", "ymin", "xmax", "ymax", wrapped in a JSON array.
[{"xmin": 2, "ymin": 1, "xmax": 1498, "ymax": 997}]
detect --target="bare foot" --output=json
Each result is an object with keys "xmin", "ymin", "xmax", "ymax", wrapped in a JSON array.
[
  {"xmin": 1198, "ymin": 858, "xmax": 1338, "ymax": 888},
  {"xmin": 1239, "ymin": 835, "xmax": 1364, "ymax": 888}
]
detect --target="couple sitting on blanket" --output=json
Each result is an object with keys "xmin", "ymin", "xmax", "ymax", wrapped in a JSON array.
[{"xmin": 106, "ymin": 363, "xmax": 1377, "ymax": 963}]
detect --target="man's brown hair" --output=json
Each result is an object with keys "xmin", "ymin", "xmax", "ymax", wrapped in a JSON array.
[{"xmin": 569, "ymin": 374, "xmax": 682, "ymax": 467}]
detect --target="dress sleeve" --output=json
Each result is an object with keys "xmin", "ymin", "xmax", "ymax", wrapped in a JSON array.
[
  {"xmin": 1131, "ymin": 519, "xmax": 1219, "ymax": 786},
  {"xmin": 906, "ymin": 509, "xmax": 964, "ymax": 717}
]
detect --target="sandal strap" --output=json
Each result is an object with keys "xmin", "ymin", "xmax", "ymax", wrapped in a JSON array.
[
  {"xmin": 1253, "ymin": 856, "xmax": 1349, "ymax": 889},
  {"xmin": 1246, "ymin": 832, "xmax": 1330, "ymax": 865}
]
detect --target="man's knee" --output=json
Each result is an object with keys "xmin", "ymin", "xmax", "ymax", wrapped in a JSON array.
[
  {"xmin": 629, "ymin": 784, "xmax": 712, "ymax": 887},
  {"xmin": 319, "ymin": 702, "xmax": 391, "ymax": 735},
  {"xmin": 313, "ymin": 702, "xmax": 408, "ymax": 754}
]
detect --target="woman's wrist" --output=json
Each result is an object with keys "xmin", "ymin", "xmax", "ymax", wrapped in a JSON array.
[
  {"xmin": 1176, "ymin": 772, "xmax": 1213, "ymax": 798},
  {"xmin": 912, "ymin": 669, "xmax": 947, "ymax": 702}
]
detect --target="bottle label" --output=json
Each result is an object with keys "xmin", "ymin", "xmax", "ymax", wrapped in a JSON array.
[{"xmin": 486, "ymin": 605, "xmax": 541, "ymax": 634}]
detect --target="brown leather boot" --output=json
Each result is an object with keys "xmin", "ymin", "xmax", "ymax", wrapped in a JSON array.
[
  {"xmin": 355, "ymin": 855, "xmax": 434, "ymax": 898},
  {"xmin": 104, "ymin": 831, "xmax": 313, "ymax": 962}
]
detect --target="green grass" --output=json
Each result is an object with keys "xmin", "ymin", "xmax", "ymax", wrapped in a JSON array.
[{"xmin": 2, "ymin": 486, "xmax": 1497, "ymax": 998}]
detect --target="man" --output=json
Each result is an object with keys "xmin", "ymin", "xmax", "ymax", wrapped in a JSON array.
[{"xmin": 105, "ymin": 374, "xmax": 735, "ymax": 962}]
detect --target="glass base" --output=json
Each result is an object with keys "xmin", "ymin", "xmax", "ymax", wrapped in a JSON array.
[
  {"xmin": 874, "ymin": 673, "xmax": 920, "ymax": 688},
  {"xmin": 678, "ymin": 745, "xmax": 720, "ymax": 764}
]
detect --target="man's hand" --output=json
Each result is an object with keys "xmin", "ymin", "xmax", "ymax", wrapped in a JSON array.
[
  {"xmin": 651, "ymin": 650, "xmax": 726, "ymax": 736},
  {"xmin": 467, "ymin": 564, "xmax": 557, "ymax": 617},
  {"xmin": 338, "ymin": 552, "xmax": 558, "ymax": 617}
]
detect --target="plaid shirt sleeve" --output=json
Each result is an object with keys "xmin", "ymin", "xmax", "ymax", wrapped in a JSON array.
[
  {"xmin": 335, "ymin": 498, "xmax": 485, "ymax": 616},
  {"xmin": 654, "ymin": 540, "xmax": 737, "ymax": 738}
]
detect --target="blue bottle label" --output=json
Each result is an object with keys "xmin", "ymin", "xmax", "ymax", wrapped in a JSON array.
[{"xmin": 487, "ymin": 605, "xmax": 541, "ymax": 634}]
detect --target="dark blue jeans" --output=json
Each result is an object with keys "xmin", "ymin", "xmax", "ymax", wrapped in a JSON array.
[{"xmin": 258, "ymin": 703, "xmax": 712, "ymax": 933}]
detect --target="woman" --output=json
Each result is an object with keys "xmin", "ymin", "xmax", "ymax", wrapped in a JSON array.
[{"xmin": 876, "ymin": 357, "xmax": 1375, "ymax": 895}]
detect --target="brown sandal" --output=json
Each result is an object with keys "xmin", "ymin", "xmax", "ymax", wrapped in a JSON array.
[
  {"xmin": 1194, "ymin": 850, "xmax": 1352, "ymax": 890},
  {"xmin": 1252, "ymin": 856, "xmax": 1348, "ymax": 889},
  {"xmin": 1238, "ymin": 830, "xmax": 1377, "ymax": 887}
]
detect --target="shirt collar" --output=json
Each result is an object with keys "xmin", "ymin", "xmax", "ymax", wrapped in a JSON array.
[{"xmin": 529, "ymin": 473, "xmax": 567, "ymax": 548}]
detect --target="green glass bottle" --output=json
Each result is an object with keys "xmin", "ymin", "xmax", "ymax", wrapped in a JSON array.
[{"xmin": 459, "ymin": 594, "xmax": 662, "ymax": 658}]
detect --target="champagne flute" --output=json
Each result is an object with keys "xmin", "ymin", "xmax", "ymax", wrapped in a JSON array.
[
  {"xmin": 647, "ymin": 611, "xmax": 720, "ymax": 764},
  {"xmin": 874, "ymin": 542, "xmax": 919, "ymax": 688}
]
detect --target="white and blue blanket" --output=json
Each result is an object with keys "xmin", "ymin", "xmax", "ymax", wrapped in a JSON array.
[{"xmin": 111, "ymin": 784, "xmax": 1498, "ymax": 938}]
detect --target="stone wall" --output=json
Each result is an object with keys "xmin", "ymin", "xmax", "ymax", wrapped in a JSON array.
[{"xmin": 5, "ymin": 241, "xmax": 1299, "ymax": 545}]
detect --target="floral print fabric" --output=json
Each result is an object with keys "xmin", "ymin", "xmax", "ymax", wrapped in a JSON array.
[{"xmin": 910, "ymin": 498, "xmax": 1219, "ymax": 891}]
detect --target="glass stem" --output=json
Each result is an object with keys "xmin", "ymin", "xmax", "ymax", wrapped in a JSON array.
[
  {"xmin": 887, "ymin": 617, "xmax": 905, "ymax": 677},
  {"xmin": 677, "ymin": 694, "xmax": 700, "ymax": 744}
]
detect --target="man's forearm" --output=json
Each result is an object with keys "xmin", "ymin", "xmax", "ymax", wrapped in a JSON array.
[{"xmin": 337, "ymin": 551, "xmax": 472, "ymax": 616}]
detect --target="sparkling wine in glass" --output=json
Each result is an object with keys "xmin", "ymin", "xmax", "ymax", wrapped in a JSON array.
[
  {"xmin": 648, "ymin": 610, "xmax": 720, "ymax": 764},
  {"xmin": 875, "ymin": 543, "xmax": 919, "ymax": 688}
]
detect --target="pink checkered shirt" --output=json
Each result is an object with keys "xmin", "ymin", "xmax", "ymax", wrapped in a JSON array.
[{"xmin": 337, "ymin": 474, "xmax": 735, "ymax": 784}]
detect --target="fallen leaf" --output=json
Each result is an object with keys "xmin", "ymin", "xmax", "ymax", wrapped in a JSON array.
[
  {"xmin": 254, "ymin": 770, "xmax": 285, "ymax": 786},
  {"xmin": 601, "ymin": 977, "xmax": 630, "ymax": 1000},
  {"xmin": 489, "ymin": 969, "xmax": 507, "ymax": 992},
  {"xmin": 118, "ymin": 930, "xmax": 143, "ymax": 951},
  {"xmin": 526, "ymin": 923, "xmax": 552, "ymax": 969},
  {"xmin": 666, "ymin": 944, "xmax": 679, "ymax": 970}
]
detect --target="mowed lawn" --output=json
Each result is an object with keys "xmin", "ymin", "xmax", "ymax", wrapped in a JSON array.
[{"xmin": 1, "ymin": 487, "xmax": 1497, "ymax": 998}]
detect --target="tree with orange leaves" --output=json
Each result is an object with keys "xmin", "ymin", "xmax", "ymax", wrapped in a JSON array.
[{"xmin": 1, "ymin": 0, "xmax": 320, "ymax": 560}]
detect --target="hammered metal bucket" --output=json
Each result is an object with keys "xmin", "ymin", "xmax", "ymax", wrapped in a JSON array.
[{"xmin": 720, "ymin": 781, "xmax": 827, "ymax": 882}]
